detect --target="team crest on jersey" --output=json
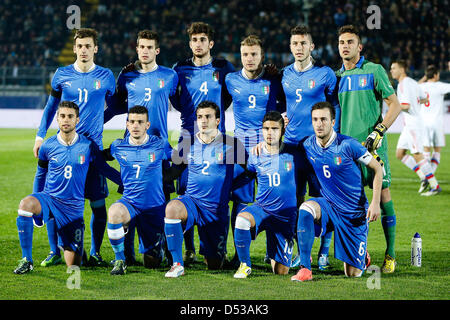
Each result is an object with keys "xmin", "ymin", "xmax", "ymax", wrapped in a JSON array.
[
  {"xmin": 308, "ymin": 80, "xmax": 315, "ymax": 89},
  {"xmin": 158, "ymin": 79, "xmax": 165, "ymax": 88},
  {"xmin": 94, "ymin": 80, "xmax": 101, "ymax": 90},
  {"xmin": 359, "ymin": 76, "xmax": 367, "ymax": 88},
  {"xmin": 212, "ymin": 71, "xmax": 219, "ymax": 81},
  {"xmin": 215, "ymin": 151, "xmax": 223, "ymax": 162},
  {"xmin": 149, "ymin": 153, "xmax": 156, "ymax": 162},
  {"xmin": 334, "ymin": 156, "xmax": 342, "ymax": 165},
  {"xmin": 78, "ymin": 155, "xmax": 85, "ymax": 164},
  {"xmin": 284, "ymin": 161, "xmax": 292, "ymax": 171},
  {"xmin": 262, "ymin": 85, "xmax": 270, "ymax": 94}
]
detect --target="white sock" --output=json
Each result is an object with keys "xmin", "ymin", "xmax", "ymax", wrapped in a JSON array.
[
  {"xmin": 402, "ymin": 155, "xmax": 424, "ymax": 180},
  {"xmin": 417, "ymin": 159, "xmax": 439, "ymax": 189},
  {"xmin": 430, "ymin": 152, "xmax": 440, "ymax": 173}
]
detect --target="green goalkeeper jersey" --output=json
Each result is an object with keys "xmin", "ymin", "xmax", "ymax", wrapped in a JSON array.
[{"xmin": 335, "ymin": 56, "xmax": 395, "ymax": 143}]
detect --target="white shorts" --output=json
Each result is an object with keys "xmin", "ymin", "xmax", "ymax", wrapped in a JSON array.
[
  {"xmin": 397, "ymin": 125, "xmax": 424, "ymax": 154},
  {"xmin": 422, "ymin": 121, "xmax": 445, "ymax": 147}
]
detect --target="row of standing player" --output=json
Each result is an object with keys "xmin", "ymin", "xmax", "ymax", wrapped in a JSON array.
[{"xmin": 16, "ymin": 21, "xmax": 438, "ymax": 277}]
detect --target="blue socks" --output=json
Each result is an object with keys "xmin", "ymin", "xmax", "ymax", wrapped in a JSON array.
[
  {"xmin": 164, "ymin": 218, "xmax": 184, "ymax": 266},
  {"xmin": 297, "ymin": 209, "xmax": 315, "ymax": 270},
  {"xmin": 234, "ymin": 216, "xmax": 252, "ymax": 266},
  {"xmin": 46, "ymin": 218, "xmax": 60, "ymax": 256},
  {"xmin": 90, "ymin": 199, "xmax": 107, "ymax": 256},
  {"xmin": 319, "ymin": 229, "xmax": 332, "ymax": 257},
  {"xmin": 234, "ymin": 228, "xmax": 252, "ymax": 267},
  {"xmin": 17, "ymin": 211, "xmax": 34, "ymax": 263},
  {"xmin": 107, "ymin": 223, "xmax": 126, "ymax": 261}
]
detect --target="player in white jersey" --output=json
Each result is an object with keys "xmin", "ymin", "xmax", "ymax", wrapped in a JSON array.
[
  {"xmin": 390, "ymin": 60, "xmax": 441, "ymax": 196},
  {"xmin": 418, "ymin": 65, "xmax": 450, "ymax": 174}
]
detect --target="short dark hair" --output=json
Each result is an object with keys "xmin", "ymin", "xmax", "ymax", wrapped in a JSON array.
[
  {"xmin": 392, "ymin": 59, "xmax": 408, "ymax": 71},
  {"xmin": 128, "ymin": 105, "xmax": 149, "ymax": 121},
  {"xmin": 187, "ymin": 22, "xmax": 215, "ymax": 41},
  {"xmin": 196, "ymin": 101, "xmax": 220, "ymax": 119},
  {"xmin": 58, "ymin": 101, "xmax": 79, "ymax": 117},
  {"xmin": 290, "ymin": 25, "xmax": 313, "ymax": 43},
  {"xmin": 425, "ymin": 65, "xmax": 439, "ymax": 79},
  {"xmin": 263, "ymin": 111, "xmax": 284, "ymax": 127},
  {"xmin": 338, "ymin": 25, "xmax": 361, "ymax": 44},
  {"xmin": 74, "ymin": 28, "xmax": 98, "ymax": 46},
  {"xmin": 311, "ymin": 101, "xmax": 335, "ymax": 120},
  {"xmin": 137, "ymin": 30, "xmax": 160, "ymax": 48}
]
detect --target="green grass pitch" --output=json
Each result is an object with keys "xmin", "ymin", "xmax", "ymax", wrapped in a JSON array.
[{"xmin": 0, "ymin": 129, "xmax": 448, "ymax": 300}]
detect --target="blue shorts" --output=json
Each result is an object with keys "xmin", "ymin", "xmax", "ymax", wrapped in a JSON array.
[
  {"xmin": 57, "ymin": 218, "xmax": 85, "ymax": 256},
  {"xmin": 176, "ymin": 194, "xmax": 229, "ymax": 260},
  {"xmin": 117, "ymin": 199, "xmax": 166, "ymax": 258},
  {"xmin": 244, "ymin": 203, "xmax": 297, "ymax": 267},
  {"xmin": 231, "ymin": 163, "xmax": 255, "ymax": 203},
  {"xmin": 313, "ymin": 197, "xmax": 368, "ymax": 271},
  {"xmin": 84, "ymin": 162, "xmax": 109, "ymax": 201},
  {"xmin": 31, "ymin": 192, "xmax": 84, "ymax": 229}
]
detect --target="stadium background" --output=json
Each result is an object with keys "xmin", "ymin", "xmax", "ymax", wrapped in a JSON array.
[{"xmin": 0, "ymin": 0, "xmax": 448, "ymax": 120}]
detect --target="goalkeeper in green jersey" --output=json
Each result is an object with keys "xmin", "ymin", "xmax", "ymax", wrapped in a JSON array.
[{"xmin": 335, "ymin": 25, "xmax": 402, "ymax": 273}]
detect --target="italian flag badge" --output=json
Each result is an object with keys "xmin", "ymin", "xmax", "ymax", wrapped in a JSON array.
[
  {"xmin": 262, "ymin": 85, "xmax": 270, "ymax": 94},
  {"xmin": 149, "ymin": 153, "xmax": 156, "ymax": 162},
  {"xmin": 334, "ymin": 156, "xmax": 342, "ymax": 165},
  {"xmin": 308, "ymin": 79, "xmax": 315, "ymax": 89},
  {"xmin": 158, "ymin": 79, "xmax": 165, "ymax": 88},
  {"xmin": 212, "ymin": 71, "xmax": 219, "ymax": 81},
  {"xmin": 94, "ymin": 80, "xmax": 101, "ymax": 89},
  {"xmin": 284, "ymin": 161, "xmax": 292, "ymax": 171},
  {"xmin": 78, "ymin": 155, "xmax": 85, "ymax": 164}
]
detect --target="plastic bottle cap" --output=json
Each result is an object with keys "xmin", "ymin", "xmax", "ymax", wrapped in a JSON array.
[{"xmin": 414, "ymin": 232, "xmax": 421, "ymax": 238}]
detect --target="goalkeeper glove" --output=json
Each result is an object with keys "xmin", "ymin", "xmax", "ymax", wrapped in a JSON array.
[
  {"xmin": 370, "ymin": 149, "xmax": 386, "ymax": 176},
  {"xmin": 364, "ymin": 123, "xmax": 387, "ymax": 152}
]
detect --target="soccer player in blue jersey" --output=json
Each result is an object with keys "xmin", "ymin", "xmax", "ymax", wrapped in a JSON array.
[
  {"xmin": 291, "ymin": 102, "xmax": 383, "ymax": 282},
  {"xmin": 233, "ymin": 111, "xmax": 299, "ymax": 278},
  {"xmin": 164, "ymin": 101, "xmax": 246, "ymax": 278},
  {"xmin": 225, "ymin": 35, "xmax": 284, "ymax": 266},
  {"xmin": 173, "ymin": 22, "xmax": 235, "ymax": 263},
  {"xmin": 32, "ymin": 28, "xmax": 116, "ymax": 267},
  {"xmin": 104, "ymin": 30, "xmax": 179, "ymax": 140},
  {"xmin": 103, "ymin": 30, "xmax": 179, "ymax": 264},
  {"xmin": 102, "ymin": 106, "xmax": 173, "ymax": 275},
  {"xmin": 282, "ymin": 25, "xmax": 340, "ymax": 269},
  {"xmin": 14, "ymin": 101, "xmax": 121, "ymax": 274}
]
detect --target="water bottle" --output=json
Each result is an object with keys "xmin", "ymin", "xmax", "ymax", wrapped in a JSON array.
[{"xmin": 411, "ymin": 232, "xmax": 422, "ymax": 267}]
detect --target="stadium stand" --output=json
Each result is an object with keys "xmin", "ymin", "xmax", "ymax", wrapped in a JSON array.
[{"xmin": 0, "ymin": 0, "xmax": 448, "ymax": 109}]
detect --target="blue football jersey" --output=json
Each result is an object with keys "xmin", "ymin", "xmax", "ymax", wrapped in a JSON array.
[
  {"xmin": 37, "ymin": 64, "xmax": 115, "ymax": 149},
  {"xmin": 112, "ymin": 65, "xmax": 179, "ymax": 139},
  {"xmin": 225, "ymin": 69, "xmax": 283, "ymax": 149},
  {"xmin": 282, "ymin": 63, "xmax": 340, "ymax": 145},
  {"xmin": 35, "ymin": 134, "xmax": 97, "ymax": 216},
  {"xmin": 110, "ymin": 134, "xmax": 173, "ymax": 210},
  {"xmin": 247, "ymin": 144, "xmax": 300, "ymax": 213},
  {"xmin": 173, "ymin": 57, "xmax": 235, "ymax": 134},
  {"xmin": 184, "ymin": 132, "xmax": 245, "ymax": 212},
  {"xmin": 302, "ymin": 132, "xmax": 372, "ymax": 213}
]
